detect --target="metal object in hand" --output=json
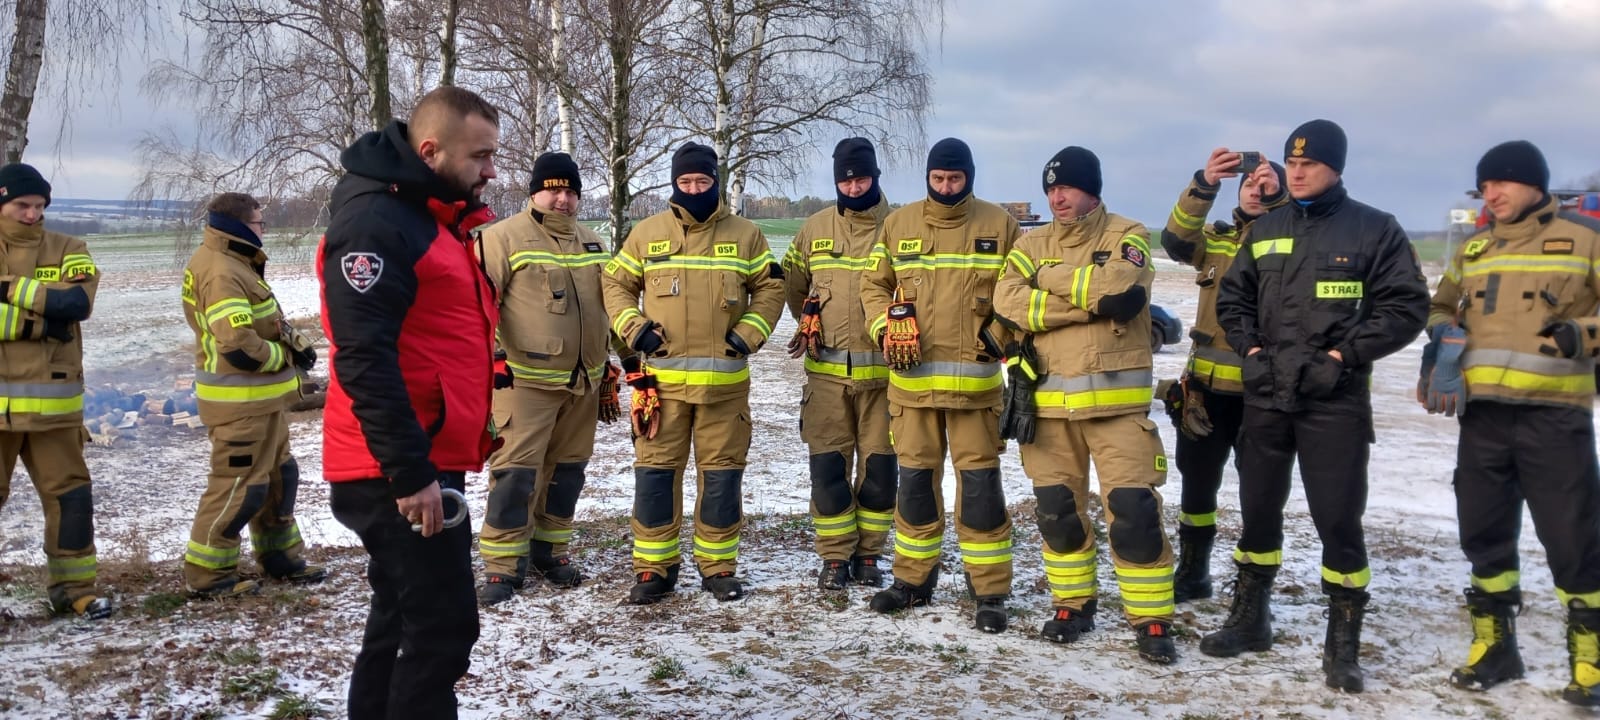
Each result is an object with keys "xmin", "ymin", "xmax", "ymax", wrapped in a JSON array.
[{"xmin": 411, "ymin": 487, "xmax": 469, "ymax": 532}]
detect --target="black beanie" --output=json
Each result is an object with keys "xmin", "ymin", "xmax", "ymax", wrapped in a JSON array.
[
  {"xmin": 529, "ymin": 152, "xmax": 581, "ymax": 195},
  {"xmin": 1476, "ymin": 140, "xmax": 1548, "ymax": 192},
  {"xmin": 671, "ymin": 142, "xmax": 718, "ymax": 180},
  {"xmin": 833, "ymin": 137, "xmax": 880, "ymax": 183},
  {"xmin": 1285, "ymin": 119, "xmax": 1347, "ymax": 174},
  {"xmin": 0, "ymin": 163, "xmax": 51, "ymax": 208},
  {"xmin": 926, "ymin": 137, "xmax": 974, "ymax": 177},
  {"xmin": 1042, "ymin": 146, "xmax": 1102, "ymax": 197}
]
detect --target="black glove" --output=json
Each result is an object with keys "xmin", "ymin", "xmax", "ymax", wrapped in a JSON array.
[
  {"xmin": 492, "ymin": 349, "xmax": 513, "ymax": 389},
  {"xmin": 633, "ymin": 322, "xmax": 665, "ymax": 355},
  {"xmin": 291, "ymin": 345, "xmax": 317, "ymax": 372},
  {"xmin": 998, "ymin": 341, "xmax": 1039, "ymax": 445},
  {"xmin": 1540, "ymin": 320, "xmax": 1584, "ymax": 359},
  {"xmin": 1157, "ymin": 379, "xmax": 1183, "ymax": 429},
  {"xmin": 1095, "ymin": 285, "xmax": 1148, "ymax": 324},
  {"xmin": 725, "ymin": 330, "xmax": 752, "ymax": 358},
  {"xmin": 41, "ymin": 319, "xmax": 72, "ymax": 343}
]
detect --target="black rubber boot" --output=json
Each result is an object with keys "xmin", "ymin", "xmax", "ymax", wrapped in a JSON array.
[
  {"xmin": 1137, "ymin": 621, "xmax": 1178, "ymax": 665},
  {"xmin": 1199, "ymin": 564, "xmax": 1275, "ymax": 657},
  {"xmin": 974, "ymin": 597, "xmax": 1007, "ymax": 634},
  {"xmin": 627, "ymin": 564, "xmax": 680, "ymax": 605},
  {"xmin": 1041, "ymin": 599, "xmax": 1097, "ymax": 644},
  {"xmin": 818, "ymin": 559, "xmax": 852, "ymax": 591},
  {"xmin": 1564, "ymin": 599, "xmax": 1600, "ymax": 707},
  {"xmin": 1449, "ymin": 588, "xmax": 1524, "ymax": 691},
  {"xmin": 1173, "ymin": 526, "xmax": 1215, "ymax": 603},
  {"xmin": 851, "ymin": 555, "xmax": 884, "ymax": 587},
  {"xmin": 869, "ymin": 567, "xmax": 938, "ymax": 613},
  {"xmin": 260, "ymin": 552, "xmax": 328, "ymax": 585},
  {"xmin": 702, "ymin": 572, "xmax": 745, "ymax": 601},
  {"xmin": 530, "ymin": 541, "xmax": 583, "ymax": 588},
  {"xmin": 478, "ymin": 575, "xmax": 518, "ymax": 606},
  {"xmin": 187, "ymin": 575, "xmax": 261, "ymax": 600},
  {"xmin": 1324, "ymin": 587, "xmax": 1370, "ymax": 693}
]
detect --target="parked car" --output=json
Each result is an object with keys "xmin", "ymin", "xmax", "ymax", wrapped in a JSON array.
[{"xmin": 1150, "ymin": 304, "xmax": 1183, "ymax": 353}]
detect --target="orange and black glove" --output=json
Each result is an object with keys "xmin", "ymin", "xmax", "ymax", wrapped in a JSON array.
[
  {"xmin": 622, "ymin": 355, "xmax": 660, "ymax": 439},
  {"xmin": 598, "ymin": 361, "xmax": 622, "ymax": 423},
  {"xmin": 882, "ymin": 301, "xmax": 921, "ymax": 371},
  {"xmin": 793, "ymin": 294, "xmax": 824, "ymax": 361},
  {"xmin": 492, "ymin": 349, "xmax": 513, "ymax": 390}
]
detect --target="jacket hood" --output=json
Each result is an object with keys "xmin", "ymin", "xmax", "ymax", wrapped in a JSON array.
[{"xmin": 333, "ymin": 120, "xmax": 473, "ymax": 210}]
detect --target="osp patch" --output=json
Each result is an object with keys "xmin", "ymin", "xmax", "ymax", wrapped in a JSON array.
[{"xmin": 342, "ymin": 252, "xmax": 384, "ymax": 293}]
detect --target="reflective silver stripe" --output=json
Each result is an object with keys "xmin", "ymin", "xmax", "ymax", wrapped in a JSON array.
[
  {"xmin": 960, "ymin": 547, "xmax": 1012, "ymax": 559},
  {"xmin": 6, "ymin": 382, "xmax": 84, "ymax": 398},
  {"xmin": 894, "ymin": 361, "xmax": 1001, "ymax": 380},
  {"xmin": 1122, "ymin": 597, "xmax": 1174, "ymax": 609},
  {"xmin": 1192, "ymin": 344, "xmax": 1243, "ymax": 367},
  {"xmin": 813, "ymin": 348, "xmax": 887, "ymax": 367},
  {"xmin": 196, "ymin": 368, "xmax": 299, "ymax": 387},
  {"xmin": 1462, "ymin": 348, "xmax": 1593, "ymax": 376},
  {"xmin": 1115, "ymin": 573, "xmax": 1174, "ymax": 585},
  {"xmin": 648, "ymin": 356, "xmax": 749, "ymax": 372},
  {"xmin": 1044, "ymin": 557, "xmax": 1095, "ymax": 570},
  {"xmin": 1037, "ymin": 368, "xmax": 1154, "ymax": 393},
  {"xmin": 1049, "ymin": 580, "xmax": 1096, "ymax": 591}
]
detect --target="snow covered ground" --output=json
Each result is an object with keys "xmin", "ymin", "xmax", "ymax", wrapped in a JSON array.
[{"xmin": 0, "ymin": 244, "xmax": 1587, "ymax": 719}]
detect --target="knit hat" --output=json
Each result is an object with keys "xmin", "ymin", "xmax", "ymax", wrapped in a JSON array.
[
  {"xmin": 833, "ymin": 137, "xmax": 880, "ymax": 182},
  {"xmin": 1042, "ymin": 146, "xmax": 1102, "ymax": 197},
  {"xmin": 0, "ymin": 163, "xmax": 51, "ymax": 207},
  {"xmin": 671, "ymin": 142, "xmax": 718, "ymax": 180},
  {"xmin": 1284, "ymin": 119, "xmax": 1347, "ymax": 174},
  {"xmin": 1476, "ymin": 140, "xmax": 1548, "ymax": 193},
  {"xmin": 529, "ymin": 152, "xmax": 581, "ymax": 195},
  {"xmin": 926, "ymin": 137, "xmax": 974, "ymax": 176}
]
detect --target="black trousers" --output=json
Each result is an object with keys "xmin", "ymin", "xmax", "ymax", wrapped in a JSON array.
[
  {"xmin": 1456, "ymin": 401, "xmax": 1600, "ymax": 597},
  {"xmin": 330, "ymin": 473, "xmax": 479, "ymax": 720},
  {"xmin": 1235, "ymin": 406, "xmax": 1372, "ymax": 589},
  {"xmin": 1175, "ymin": 384, "xmax": 1246, "ymax": 532}
]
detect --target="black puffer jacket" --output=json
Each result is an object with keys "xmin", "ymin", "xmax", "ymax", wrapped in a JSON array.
[{"xmin": 1217, "ymin": 183, "xmax": 1429, "ymax": 415}]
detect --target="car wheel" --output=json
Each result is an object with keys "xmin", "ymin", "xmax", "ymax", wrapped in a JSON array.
[{"xmin": 1150, "ymin": 326, "xmax": 1163, "ymax": 353}]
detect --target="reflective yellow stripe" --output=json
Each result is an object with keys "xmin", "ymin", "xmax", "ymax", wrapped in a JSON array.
[
  {"xmin": 891, "ymin": 361, "xmax": 1002, "ymax": 394},
  {"xmin": 1250, "ymin": 237, "xmax": 1294, "ymax": 259},
  {"xmin": 1178, "ymin": 511, "xmax": 1216, "ymax": 528},
  {"xmin": 0, "ymin": 392, "xmax": 85, "ymax": 416},
  {"xmin": 1321, "ymin": 565, "xmax": 1371, "ymax": 589},
  {"xmin": 1203, "ymin": 239, "xmax": 1240, "ymax": 257},
  {"xmin": 1559, "ymin": 588, "xmax": 1600, "ymax": 608},
  {"xmin": 185, "ymin": 540, "xmax": 240, "ymax": 570},
  {"xmin": 1188, "ymin": 353, "xmax": 1243, "ymax": 383},
  {"xmin": 650, "ymin": 357, "xmax": 750, "ymax": 387},
  {"xmin": 46, "ymin": 554, "xmax": 97, "ymax": 582},
  {"xmin": 60, "ymin": 253, "xmax": 96, "ymax": 277},
  {"xmin": 203, "ymin": 298, "xmax": 253, "ymax": 326},
  {"xmin": 253, "ymin": 523, "xmax": 302, "ymax": 553},
  {"xmin": 1028, "ymin": 289, "xmax": 1049, "ymax": 331},
  {"xmin": 1170, "ymin": 203, "xmax": 1204, "ymax": 230},
  {"xmin": 12, "ymin": 276, "xmax": 40, "ymax": 308},
  {"xmin": 1233, "ymin": 548, "xmax": 1282, "ymax": 566},
  {"xmin": 959, "ymin": 538, "xmax": 1013, "ymax": 566},
  {"xmin": 1461, "ymin": 254, "xmax": 1591, "ymax": 279},
  {"xmin": 480, "ymin": 538, "xmax": 531, "ymax": 557},
  {"xmin": 868, "ymin": 312, "xmax": 888, "ymax": 340},
  {"xmin": 194, "ymin": 371, "xmax": 300, "ymax": 403},
  {"xmin": 738, "ymin": 312, "xmax": 772, "ymax": 339},
  {"xmin": 810, "ymin": 256, "xmax": 876, "ymax": 271},
  {"xmin": 856, "ymin": 508, "xmax": 893, "ymax": 532},
  {"xmin": 251, "ymin": 297, "xmax": 279, "ymax": 318},
  {"xmin": 1117, "ymin": 565, "xmax": 1175, "ymax": 617},
  {"xmin": 509, "ymin": 250, "xmax": 610, "ymax": 271},
  {"xmin": 1471, "ymin": 570, "xmax": 1520, "ymax": 594},
  {"xmin": 532, "ymin": 528, "xmax": 573, "ymax": 544},
  {"xmin": 1044, "ymin": 548, "xmax": 1097, "ymax": 599},
  {"xmin": 609, "ymin": 251, "xmax": 644, "ymax": 276},
  {"xmin": 1005, "ymin": 249, "xmax": 1038, "ymax": 279},
  {"xmin": 612, "ymin": 307, "xmax": 642, "ymax": 337},
  {"xmin": 1464, "ymin": 365, "xmax": 1594, "ymax": 395},
  {"xmin": 812, "ymin": 513, "xmax": 858, "ymax": 537},
  {"xmin": 1121, "ymin": 234, "xmax": 1150, "ymax": 256},
  {"xmin": 895, "ymin": 531, "xmax": 942, "ymax": 559},
  {"xmin": 1034, "ymin": 387, "xmax": 1153, "ymax": 412},
  {"xmin": 888, "ymin": 254, "xmax": 1006, "ymax": 273},
  {"xmin": 693, "ymin": 535, "xmax": 740, "ymax": 560},
  {"xmin": 504, "ymin": 360, "xmax": 575, "ymax": 384},
  {"xmin": 642, "ymin": 256, "xmax": 766, "ymax": 275},
  {"xmin": 632, "ymin": 537, "xmax": 681, "ymax": 561},
  {"xmin": 1071, "ymin": 265, "xmax": 1093, "ymax": 309}
]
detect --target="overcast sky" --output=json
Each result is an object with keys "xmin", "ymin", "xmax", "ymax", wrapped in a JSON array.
[{"xmin": 27, "ymin": 0, "xmax": 1600, "ymax": 229}]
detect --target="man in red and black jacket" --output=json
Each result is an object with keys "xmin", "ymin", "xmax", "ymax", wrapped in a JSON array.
[{"xmin": 317, "ymin": 86, "xmax": 501, "ymax": 720}]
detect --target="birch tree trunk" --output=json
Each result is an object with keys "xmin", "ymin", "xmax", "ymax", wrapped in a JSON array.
[
  {"xmin": 0, "ymin": 0, "xmax": 48, "ymax": 163},
  {"xmin": 360, "ymin": 0, "xmax": 392, "ymax": 130}
]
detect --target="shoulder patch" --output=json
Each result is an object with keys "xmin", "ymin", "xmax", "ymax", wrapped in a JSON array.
[
  {"xmin": 1462, "ymin": 236, "xmax": 1491, "ymax": 260},
  {"xmin": 1543, "ymin": 238, "xmax": 1575, "ymax": 255},
  {"xmin": 33, "ymin": 266, "xmax": 59, "ymax": 281},
  {"xmin": 1092, "ymin": 251, "xmax": 1112, "ymax": 266},
  {"xmin": 1121, "ymin": 244, "xmax": 1146, "ymax": 268},
  {"xmin": 341, "ymin": 252, "xmax": 384, "ymax": 293}
]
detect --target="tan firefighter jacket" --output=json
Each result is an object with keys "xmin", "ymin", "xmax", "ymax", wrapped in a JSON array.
[
  {"xmin": 1161, "ymin": 174, "xmax": 1287, "ymax": 394},
  {"xmin": 782, "ymin": 195, "xmax": 891, "ymax": 388},
  {"xmin": 480, "ymin": 200, "xmax": 614, "ymax": 393},
  {"xmin": 602, "ymin": 201, "xmax": 785, "ymax": 403},
  {"xmin": 861, "ymin": 195, "xmax": 1021, "ymax": 410},
  {"xmin": 1430, "ymin": 196, "xmax": 1600, "ymax": 410},
  {"xmin": 995, "ymin": 204, "xmax": 1155, "ymax": 420},
  {"xmin": 0, "ymin": 217, "xmax": 98, "ymax": 431},
  {"xmin": 183, "ymin": 226, "xmax": 300, "ymax": 424}
]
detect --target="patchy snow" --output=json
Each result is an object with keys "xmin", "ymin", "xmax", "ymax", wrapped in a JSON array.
[{"xmin": 0, "ymin": 251, "xmax": 1589, "ymax": 718}]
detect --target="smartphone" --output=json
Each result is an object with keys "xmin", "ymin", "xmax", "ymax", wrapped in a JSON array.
[{"xmin": 1236, "ymin": 151, "xmax": 1261, "ymax": 175}]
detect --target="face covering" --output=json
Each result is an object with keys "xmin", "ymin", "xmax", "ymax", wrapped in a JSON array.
[{"xmin": 671, "ymin": 181, "xmax": 720, "ymax": 223}]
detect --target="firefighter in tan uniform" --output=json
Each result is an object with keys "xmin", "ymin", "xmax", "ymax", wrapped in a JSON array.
[
  {"xmin": 602, "ymin": 142, "xmax": 785, "ymax": 605},
  {"xmin": 994, "ymin": 146, "xmax": 1174, "ymax": 662},
  {"xmin": 1157, "ymin": 150, "xmax": 1288, "ymax": 602},
  {"xmin": 476, "ymin": 152, "xmax": 623, "ymax": 605},
  {"xmin": 782, "ymin": 137, "xmax": 896, "ymax": 590},
  {"xmin": 182, "ymin": 193, "xmax": 324, "ymax": 598},
  {"xmin": 860, "ymin": 138, "xmax": 1020, "ymax": 633},
  {"xmin": 0, "ymin": 163, "xmax": 111, "ymax": 619},
  {"xmin": 1422, "ymin": 141, "xmax": 1600, "ymax": 706}
]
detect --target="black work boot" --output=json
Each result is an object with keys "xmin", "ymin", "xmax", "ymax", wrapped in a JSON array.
[
  {"xmin": 1563, "ymin": 599, "xmax": 1600, "ymax": 707},
  {"xmin": 1041, "ymin": 599, "xmax": 1097, "ymax": 644},
  {"xmin": 974, "ymin": 597, "xmax": 1007, "ymax": 634},
  {"xmin": 851, "ymin": 555, "xmax": 885, "ymax": 587},
  {"xmin": 702, "ymin": 572, "xmax": 744, "ymax": 601},
  {"xmin": 529, "ymin": 541, "xmax": 583, "ymax": 588},
  {"xmin": 869, "ymin": 567, "xmax": 939, "ymax": 613},
  {"xmin": 1137, "ymin": 621, "xmax": 1178, "ymax": 665},
  {"xmin": 1323, "ymin": 587, "xmax": 1370, "ymax": 693},
  {"xmin": 1173, "ymin": 526, "xmax": 1216, "ymax": 603},
  {"xmin": 187, "ymin": 575, "xmax": 261, "ymax": 600},
  {"xmin": 1449, "ymin": 588, "xmax": 1524, "ymax": 691},
  {"xmin": 478, "ymin": 575, "xmax": 519, "ymax": 607},
  {"xmin": 627, "ymin": 564, "xmax": 680, "ymax": 605},
  {"xmin": 818, "ymin": 559, "xmax": 852, "ymax": 591},
  {"xmin": 1199, "ymin": 564, "xmax": 1276, "ymax": 657},
  {"xmin": 54, "ymin": 593, "xmax": 114, "ymax": 620},
  {"xmin": 260, "ymin": 552, "xmax": 328, "ymax": 585}
]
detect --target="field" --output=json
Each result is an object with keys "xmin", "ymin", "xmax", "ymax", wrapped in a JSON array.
[{"xmin": 0, "ymin": 225, "xmax": 1578, "ymax": 719}]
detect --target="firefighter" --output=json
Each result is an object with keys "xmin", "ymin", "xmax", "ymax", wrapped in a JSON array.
[
  {"xmin": 601, "ymin": 142, "xmax": 785, "ymax": 605},
  {"xmin": 475, "ymin": 152, "xmax": 626, "ymax": 605},
  {"xmin": 0, "ymin": 163, "xmax": 111, "ymax": 620},
  {"xmin": 782, "ymin": 137, "xmax": 896, "ymax": 591},
  {"xmin": 1424, "ymin": 140, "xmax": 1600, "ymax": 707},
  {"xmin": 994, "ymin": 146, "xmax": 1175, "ymax": 663},
  {"xmin": 1208, "ymin": 119, "xmax": 1429, "ymax": 692},
  {"xmin": 1158, "ymin": 150, "xmax": 1288, "ymax": 602},
  {"xmin": 860, "ymin": 137, "xmax": 1021, "ymax": 633},
  {"xmin": 181, "ymin": 192, "xmax": 325, "ymax": 599}
]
